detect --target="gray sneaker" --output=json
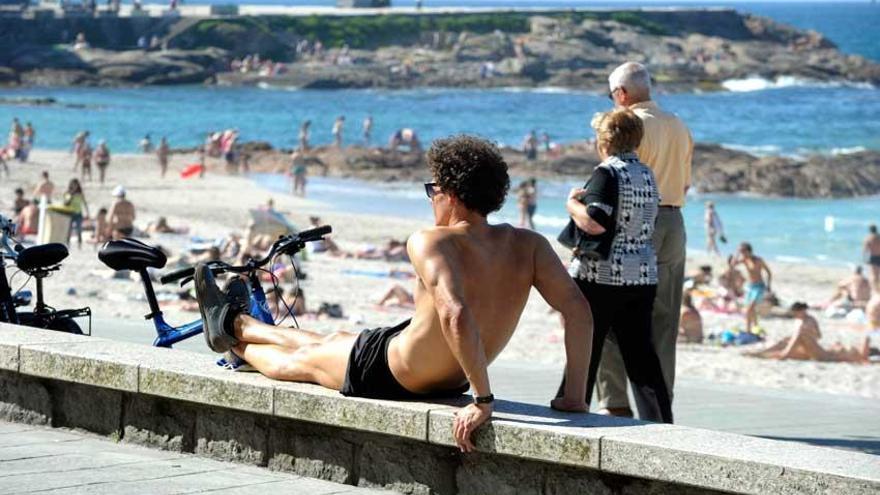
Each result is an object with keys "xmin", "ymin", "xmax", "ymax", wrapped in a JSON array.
[{"xmin": 194, "ymin": 263, "xmax": 247, "ymax": 353}]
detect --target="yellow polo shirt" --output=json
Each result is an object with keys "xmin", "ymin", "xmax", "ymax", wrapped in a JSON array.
[{"xmin": 629, "ymin": 101, "xmax": 693, "ymax": 207}]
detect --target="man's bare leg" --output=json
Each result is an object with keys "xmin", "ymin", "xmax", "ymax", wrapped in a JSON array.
[
  {"xmin": 233, "ymin": 314, "xmax": 324, "ymax": 347},
  {"xmin": 745, "ymin": 337, "xmax": 789, "ymax": 357},
  {"xmin": 232, "ymin": 333, "xmax": 356, "ymax": 390},
  {"xmin": 745, "ymin": 302, "xmax": 757, "ymax": 333}
]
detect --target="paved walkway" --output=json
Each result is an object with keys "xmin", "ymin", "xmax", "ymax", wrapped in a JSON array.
[
  {"xmin": 82, "ymin": 317, "xmax": 880, "ymax": 456},
  {"xmin": 0, "ymin": 421, "xmax": 384, "ymax": 495}
]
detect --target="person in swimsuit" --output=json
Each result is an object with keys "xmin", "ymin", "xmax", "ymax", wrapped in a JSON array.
[
  {"xmin": 193, "ymin": 135, "xmax": 593, "ymax": 452},
  {"xmin": 747, "ymin": 302, "xmax": 872, "ymax": 363},
  {"xmin": 863, "ymin": 224, "xmax": 880, "ymax": 291},
  {"xmin": 731, "ymin": 242, "xmax": 772, "ymax": 334}
]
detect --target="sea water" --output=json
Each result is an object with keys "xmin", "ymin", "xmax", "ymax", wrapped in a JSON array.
[{"xmin": 1, "ymin": 1, "xmax": 878, "ymax": 264}]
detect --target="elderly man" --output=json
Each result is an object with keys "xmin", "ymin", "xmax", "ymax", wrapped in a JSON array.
[{"xmin": 596, "ymin": 62, "xmax": 693, "ymax": 418}]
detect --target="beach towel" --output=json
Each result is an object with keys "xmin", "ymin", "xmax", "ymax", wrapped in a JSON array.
[{"xmin": 181, "ymin": 163, "xmax": 205, "ymax": 178}]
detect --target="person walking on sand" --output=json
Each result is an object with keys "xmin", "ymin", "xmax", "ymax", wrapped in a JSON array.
[
  {"xmin": 63, "ymin": 178, "xmax": 90, "ymax": 249},
  {"xmin": 32, "ymin": 170, "xmax": 55, "ymax": 202},
  {"xmin": 80, "ymin": 141, "xmax": 93, "ymax": 182},
  {"xmin": 157, "ymin": 137, "xmax": 170, "ymax": 178},
  {"xmin": 362, "ymin": 115, "xmax": 373, "ymax": 146},
  {"xmin": 864, "ymin": 224, "xmax": 880, "ymax": 291},
  {"xmin": 731, "ymin": 242, "xmax": 772, "ymax": 335},
  {"xmin": 72, "ymin": 131, "xmax": 89, "ymax": 172},
  {"xmin": 298, "ymin": 120, "xmax": 311, "ymax": 151},
  {"xmin": 704, "ymin": 201, "xmax": 725, "ymax": 256},
  {"xmin": 191, "ymin": 135, "xmax": 594, "ymax": 452},
  {"xmin": 289, "ymin": 150, "xmax": 307, "ymax": 197},
  {"xmin": 94, "ymin": 140, "xmax": 111, "ymax": 185},
  {"xmin": 332, "ymin": 116, "xmax": 345, "ymax": 148},
  {"xmin": 106, "ymin": 186, "xmax": 136, "ymax": 239},
  {"xmin": 595, "ymin": 61, "xmax": 693, "ymax": 418}
]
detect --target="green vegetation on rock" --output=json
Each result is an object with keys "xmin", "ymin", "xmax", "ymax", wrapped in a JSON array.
[{"xmin": 186, "ymin": 11, "xmax": 665, "ymax": 51}]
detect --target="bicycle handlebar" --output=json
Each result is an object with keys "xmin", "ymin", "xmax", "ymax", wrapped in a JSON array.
[{"xmin": 159, "ymin": 225, "xmax": 332, "ymax": 286}]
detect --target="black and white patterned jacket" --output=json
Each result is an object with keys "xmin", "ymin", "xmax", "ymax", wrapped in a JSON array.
[{"xmin": 569, "ymin": 153, "xmax": 659, "ymax": 286}]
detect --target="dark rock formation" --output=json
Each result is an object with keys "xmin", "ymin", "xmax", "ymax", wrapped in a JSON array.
[
  {"xmin": 226, "ymin": 141, "xmax": 880, "ymax": 198},
  {"xmin": 1, "ymin": 9, "xmax": 878, "ymax": 91}
]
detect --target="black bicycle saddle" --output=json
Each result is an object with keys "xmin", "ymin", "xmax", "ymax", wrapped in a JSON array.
[
  {"xmin": 16, "ymin": 243, "xmax": 69, "ymax": 272},
  {"xmin": 98, "ymin": 238, "xmax": 167, "ymax": 271}
]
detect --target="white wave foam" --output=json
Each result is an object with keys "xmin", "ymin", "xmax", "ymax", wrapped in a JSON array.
[
  {"xmin": 718, "ymin": 143, "xmax": 782, "ymax": 157},
  {"xmin": 829, "ymin": 146, "xmax": 868, "ymax": 156},
  {"xmin": 721, "ymin": 75, "xmax": 875, "ymax": 92}
]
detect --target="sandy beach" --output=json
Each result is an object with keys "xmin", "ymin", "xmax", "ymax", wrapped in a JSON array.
[{"xmin": 3, "ymin": 149, "xmax": 878, "ymax": 400}]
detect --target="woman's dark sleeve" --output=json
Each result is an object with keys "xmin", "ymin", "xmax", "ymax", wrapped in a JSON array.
[{"xmin": 581, "ymin": 167, "xmax": 615, "ymax": 231}]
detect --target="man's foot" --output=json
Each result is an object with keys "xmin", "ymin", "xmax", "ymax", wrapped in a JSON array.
[
  {"xmin": 194, "ymin": 263, "xmax": 248, "ymax": 353},
  {"xmin": 597, "ymin": 407, "xmax": 634, "ymax": 418}
]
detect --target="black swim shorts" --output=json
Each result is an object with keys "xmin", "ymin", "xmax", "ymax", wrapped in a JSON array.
[
  {"xmin": 870, "ymin": 255, "xmax": 880, "ymax": 267},
  {"xmin": 341, "ymin": 319, "xmax": 470, "ymax": 400}
]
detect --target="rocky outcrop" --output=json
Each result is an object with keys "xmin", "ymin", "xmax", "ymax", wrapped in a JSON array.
[
  {"xmin": 1, "ymin": 45, "xmax": 226, "ymax": 86},
  {"xmin": 224, "ymin": 141, "xmax": 880, "ymax": 198},
  {"xmin": 212, "ymin": 11, "xmax": 880, "ymax": 92},
  {"xmin": 1, "ymin": 9, "xmax": 877, "ymax": 91}
]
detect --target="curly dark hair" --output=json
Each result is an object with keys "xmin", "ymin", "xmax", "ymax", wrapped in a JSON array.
[{"xmin": 427, "ymin": 135, "xmax": 510, "ymax": 216}]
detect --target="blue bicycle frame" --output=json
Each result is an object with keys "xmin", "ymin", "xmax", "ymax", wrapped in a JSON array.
[{"xmin": 137, "ymin": 267, "xmax": 275, "ymax": 348}]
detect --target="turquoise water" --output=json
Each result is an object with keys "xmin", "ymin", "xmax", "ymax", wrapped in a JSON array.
[
  {"xmin": 2, "ymin": 1, "xmax": 879, "ymax": 263},
  {"xmin": 2, "ymin": 85, "xmax": 879, "ymax": 155}
]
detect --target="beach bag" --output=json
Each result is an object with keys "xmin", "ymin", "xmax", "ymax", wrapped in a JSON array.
[{"xmin": 557, "ymin": 164, "xmax": 618, "ymax": 261}]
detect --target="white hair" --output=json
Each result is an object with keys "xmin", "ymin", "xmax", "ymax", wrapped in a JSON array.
[{"xmin": 608, "ymin": 62, "xmax": 652, "ymax": 101}]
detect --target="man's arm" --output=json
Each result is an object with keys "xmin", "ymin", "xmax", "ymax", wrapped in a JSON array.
[
  {"xmin": 407, "ymin": 231, "xmax": 492, "ymax": 453},
  {"xmin": 683, "ymin": 127, "xmax": 694, "ymax": 195},
  {"xmin": 531, "ymin": 234, "xmax": 591, "ymax": 411}
]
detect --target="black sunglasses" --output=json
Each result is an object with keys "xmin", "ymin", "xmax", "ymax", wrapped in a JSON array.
[
  {"xmin": 608, "ymin": 87, "xmax": 622, "ymax": 100},
  {"xmin": 424, "ymin": 182, "xmax": 438, "ymax": 199}
]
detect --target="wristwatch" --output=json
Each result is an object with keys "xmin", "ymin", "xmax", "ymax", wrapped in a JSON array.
[{"xmin": 474, "ymin": 394, "xmax": 495, "ymax": 405}]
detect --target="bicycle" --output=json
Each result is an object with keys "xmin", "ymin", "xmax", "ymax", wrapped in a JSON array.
[
  {"xmin": 0, "ymin": 214, "xmax": 91, "ymax": 334},
  {"xmin": 97, "ymin": 225, "xmax": 331, "ymax": 352}
]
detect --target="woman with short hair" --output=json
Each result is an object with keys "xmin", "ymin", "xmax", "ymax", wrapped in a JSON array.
[{"xmin": 558, "ymin": 108, "xmax": 672, "ymax": 423}]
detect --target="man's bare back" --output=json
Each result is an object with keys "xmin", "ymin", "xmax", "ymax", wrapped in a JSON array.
[
  {"xmin": 865, "ymin": 233, "xmax": 880, "ymax": 257},
  {"xmin": 390, "ymin": 223, "xmax": 550, "ymax": 393}
]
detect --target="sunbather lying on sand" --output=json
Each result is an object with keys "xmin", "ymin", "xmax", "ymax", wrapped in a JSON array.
[{"xmin": 746, "ymin": 302, "xmax": 873, "ymax": 363}]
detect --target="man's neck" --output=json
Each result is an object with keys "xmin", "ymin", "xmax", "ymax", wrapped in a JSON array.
[{"xmin": 445, "ymin": 209, "xmax": 489, "ymax": 230}]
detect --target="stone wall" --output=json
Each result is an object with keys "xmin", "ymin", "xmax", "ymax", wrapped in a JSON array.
[{"xmin": 0, "ymin": 370, "xmax": 719, "ymax": 495}]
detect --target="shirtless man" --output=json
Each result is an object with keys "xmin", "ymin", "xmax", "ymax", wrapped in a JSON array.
[
  {"xmin": 864, "ymin": 225, "xmax": 880, "ymax": 290},
  {"xmin": 32, "ymin": 171, "xmax": 54, "ymax": 202},
  {"xmin": 731, "ymin": 242, "xmax": 772, "ymax": 334},
  {"xmin": 106, "ymin": 186, "xmax": 136, "ymax": 239},
  {"xmin": 194, "ymin": 136, "xmax": 593, "ymax": 451},
  {"xmin": 824, "ymin": 266, "xmax": 872, "ymax": 309},
  {"xmin": 748, "ymin": 302, "xmax": 870, "ymax": 363}
]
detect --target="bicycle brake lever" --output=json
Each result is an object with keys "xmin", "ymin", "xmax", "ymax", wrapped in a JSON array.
[{"xmin": 180, "ymin": 276, "xmax": 194, "ymax": 287}]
